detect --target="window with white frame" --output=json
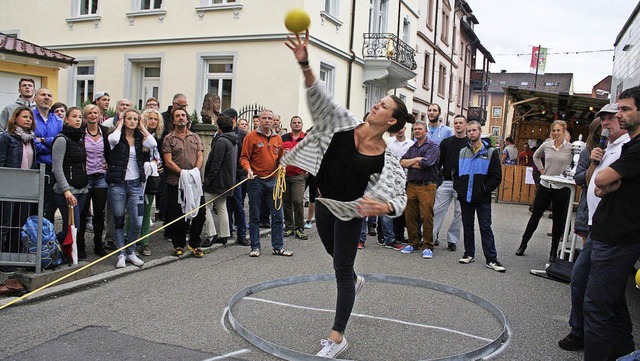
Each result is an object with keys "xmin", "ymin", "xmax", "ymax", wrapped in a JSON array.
[
  {"xmin": 75, "ymin": 61, "xmax": 95, "ymax": 106},
  {"xmin": 319, "ymin": 62, "xmax": 335, "ymax": 98},
  {"xmin": 205, "ymin": 59, "xmax": 234, "ymax": 110},
  {"xmin": 79, "ymin": 0, "xmax": 99, "ymax": 15},
  {"xmin": 438, "ymin": 63, "xmax": 447, "ymax": 97},
  {"xmin": 140, "ymin": 0, "xmax": 162, "ymax": 10},
  {"xmin": 402, "ymin": 17, "xmax": 410, "ymax": 44},
  {"xmin": 324, "ymin": 0, "xmax": 338, "ymax": 17}
]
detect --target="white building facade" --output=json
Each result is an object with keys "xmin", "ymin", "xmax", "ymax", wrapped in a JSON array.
[
  {"xmin": 612, "ymin": 3, "xmax": 640, "ymax": 100},
  {"xmin": 0, "ymin": 0, "xmax": 419, "ymax": 127}
]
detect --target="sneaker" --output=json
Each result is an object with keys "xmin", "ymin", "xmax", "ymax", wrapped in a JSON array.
[
  {"xmin": 294, "ymin": 229, "xmax": 308, "ymax": 240},
  {"xmin": 385, "ymin": 241, "xmax": 404, "ymax": 250},
  {"xmin": 486, "ymin": 261, "xmax": 506, "ymax": 272},
  {"xmin": 250, "ymin": 249, "xmax": 261, "ymax": 257},
  {"xmin": 447, "ymin": 242, "xmax": 457, "ymax": 251},
  {"xmin": 434, "ymin": 240, "xmax": 440, "ymax": 246},
  {"xmin": 142, "ymin": 245, "xmax": 151, "ymax": 256},
  {"xmin": 459, "ymin": 255, "xmax": 475, "ymax": 264},
  {"xmin": 283, "ymin": 229, "xmax": 294, "ymax": 237},
  {"xmin": 237, "ymin": 236, "xmax": 250, "ymax": 246},
  {"xmin": 558, "ymin": 334, "xmax": 584, "ymax": 351},
  {"xmin": 304, "ymin": 220, "xmax": 312, "ymax": 229},
  {"xmin": 116, "ymin": 255, "xmax": 126, "ymax": 268},
  {"xmin": 316, "ymin": 337, "xmax": 349, "ymax": 358},
  {"xmin": 357, "ymin": 241, "xmax": 365, "ymax": 249},
  {"xmin": 0, "ymin": 266, "xmax": 18, "ymax": 274},
  {"xmin": 376, "ymin": 237, "xmax": 385, "ymax": 246},
  {"xmin": 126, "ymin": 253, "xmax": 144, "ymax": 267},
  {"xmin": 367, "ymin": 224, "xmax": 376, "ymax": 236},
  {"xmin": 400, "ymin": 245, "xmax": 415, "ymax": 254},
  {"xmin": 422, "ymin": 249, "xmax": 433, "ymax": 259}
]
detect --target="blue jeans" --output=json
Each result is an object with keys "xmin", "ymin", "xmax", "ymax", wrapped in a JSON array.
[
  {"xmin": 227, "ymin": 184, "xmax": 247, "ymax": 238},
  {"xmin": 568, "ymin": 235, "xmax": 592, "ymax": 340},
  {"xmin": 108, "ymin": 180, "xmax": 144, "ymax": 256},
  {"xmin": 583, "ymin": 239, "xmax": 640, "ymax": 361},
  {"xmin": 379, "ymin": 215, "xmax": 395, "ymax": 245},
  {"xmin": 54, "ymin": 192, "xmax": 87, "ymax": 245},
  {"xmin": 433, "ymin": 180, "xmax": 461, "ymax": 244},
  {"xmin": 247, "ymin": 178, "xmax": 283, "ymax": 250},
  {"xmin": 460, "ymin": 201, "xmax": 497, "ymax": 263}
]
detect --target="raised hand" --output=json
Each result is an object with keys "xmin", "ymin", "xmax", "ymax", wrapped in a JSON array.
[{"xmin": 285, "ymin": 29, "xmax": 309, "ymax": 63}]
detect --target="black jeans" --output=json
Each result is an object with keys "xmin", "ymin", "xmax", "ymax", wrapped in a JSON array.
[
  {"xmin": 521, "ymin": 185, "xmax": 570, "ymax": 246},
  {"xmin": 315, "ymin": 202, "xmax": 361, "ymax": 334},
  {"xmin": 166, "ymin": 185, "xmax": 206, "ymax": 249}
]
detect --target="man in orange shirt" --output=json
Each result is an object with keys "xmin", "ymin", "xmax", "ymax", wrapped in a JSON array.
[{"xmin": 240, "ymin": 109, "xmax": 292, "ymax": 257}]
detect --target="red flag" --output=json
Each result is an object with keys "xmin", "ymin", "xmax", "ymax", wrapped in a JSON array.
[{"xmin": 530, "ymin": 46, "xmax": 548, "ymax": 75}]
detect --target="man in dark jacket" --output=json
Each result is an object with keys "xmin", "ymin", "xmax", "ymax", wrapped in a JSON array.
[
  {"xmin": 281, "ymin": 116, "xmax": 307, "ymax": 240},
  {"xmin": 453, "ymin": 121, "xmax": 505, "ymax": 272},
  {"xmin": 202, "ymin": 115, "xmax": 238, "ymax": 246},
  {"xmin": 222, "ymin": 108, "xmax": 250, "ymax": 245}
]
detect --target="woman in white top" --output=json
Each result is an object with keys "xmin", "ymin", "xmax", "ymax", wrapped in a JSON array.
[
  {"xmin": 516, "ymin": 120, "xmax": 573, "ymax": 262},
  {"xmin": 106, "ymin": 108, "xmax": 157, "ymax": 269}
]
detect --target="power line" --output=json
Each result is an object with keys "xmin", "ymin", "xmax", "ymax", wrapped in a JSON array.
[{"xmin": 493, "ymin": 48, "xmax": 614, "ymax": 57}]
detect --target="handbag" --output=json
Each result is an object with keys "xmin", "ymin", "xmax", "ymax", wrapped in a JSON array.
[{"xmin": 145, "ymin": 175, "xmax": 161, "ymax": 195}]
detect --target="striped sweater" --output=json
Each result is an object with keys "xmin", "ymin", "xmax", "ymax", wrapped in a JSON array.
[{"xmin": 281, "ymin": 82, "xmax": 407, "ymax": 221}]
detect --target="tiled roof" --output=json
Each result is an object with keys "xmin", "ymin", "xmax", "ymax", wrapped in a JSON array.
[
  {"xmin": 488, "ymin": 72, "xmax": 573, "ymax": 93},
  {"xmin": 0, "ymin": 33, "xmax": 75, "ymax": 65}
]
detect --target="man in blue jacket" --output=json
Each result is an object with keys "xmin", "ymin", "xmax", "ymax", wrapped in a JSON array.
[
  {"xmin": 453, "ymin": 121, "xmax": 505, "ymax": 272},
  {"xmin": 33, "ymin": 88, "xmax": 63, "ymax": 223}
]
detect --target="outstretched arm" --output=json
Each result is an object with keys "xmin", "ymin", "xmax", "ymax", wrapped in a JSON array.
[{"xmin": 285, "ymin": 30, "xmax": 315, "ymax": 88}]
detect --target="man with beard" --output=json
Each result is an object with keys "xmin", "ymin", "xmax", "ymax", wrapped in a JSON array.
[
  {"xmin": 583, "ymin": 86, "xmax": 640, "ymax": 360},
  {"xmin": 426, "ymin": 103, "xmax": 453, "ymax": 145}
]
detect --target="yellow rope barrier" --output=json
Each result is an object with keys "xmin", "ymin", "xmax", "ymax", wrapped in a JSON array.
[{"xmin": 0, "ymin": 167, "xmax": 285, "ymax": 311}]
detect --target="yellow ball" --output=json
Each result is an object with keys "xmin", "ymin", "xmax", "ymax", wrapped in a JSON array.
[
  {"xmin": 636, "ymin": 269, "xmax": 640, "ymax": 289},
  {"xmin": 284, "ymin": 8, "xmax": 310, "ymax": 33}
]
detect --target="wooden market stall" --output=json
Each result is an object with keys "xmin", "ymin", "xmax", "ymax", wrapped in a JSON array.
[{"xmin": 497, "ymin": 88, "xmax": 607, "ymax": 205}]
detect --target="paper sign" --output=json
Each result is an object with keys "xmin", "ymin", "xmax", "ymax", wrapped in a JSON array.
[{"xmin": 525, "ymin": 167, "xmax": 535, "ymax": 185}]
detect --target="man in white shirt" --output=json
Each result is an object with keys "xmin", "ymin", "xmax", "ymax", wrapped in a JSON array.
[{"xmin": 384, "ymin": 127, "xmax": 413, "ymax": 248}]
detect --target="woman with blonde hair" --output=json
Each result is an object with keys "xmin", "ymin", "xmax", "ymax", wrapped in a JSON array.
[
  {"xmin": 516, "ymin": 120, "xmax": 573, "ymax": 262},
  {"xmin": 76, "ymin": 104, "xmax": 110, "ymax": 258},
  {"xmin": 136, "ymin": 108, "xmax": 164, "ymax": 256}
]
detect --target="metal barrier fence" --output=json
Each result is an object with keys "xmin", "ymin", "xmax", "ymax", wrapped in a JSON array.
[{"xmin": 0, "ymin": 164, "xmax": 45, "ymax": 273}]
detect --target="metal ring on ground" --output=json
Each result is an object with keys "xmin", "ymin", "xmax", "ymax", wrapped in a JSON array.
[{"xmin": 227, "ymin": 273, "xmax": 511, "ymax": 361}]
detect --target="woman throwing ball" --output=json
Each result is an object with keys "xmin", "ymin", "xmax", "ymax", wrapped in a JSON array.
[{"xmin": 284, "ymin": 30, "xmax": 409, "ymax": 358}]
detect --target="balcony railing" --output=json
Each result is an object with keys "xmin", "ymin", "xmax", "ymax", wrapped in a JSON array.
[
  {"xmin": 363, "ymin": 33, "xmax": 417, "ymax": 70},
  {"xmin": 468, "ymin": 106, "xmax": 487, "ymax": 125}
]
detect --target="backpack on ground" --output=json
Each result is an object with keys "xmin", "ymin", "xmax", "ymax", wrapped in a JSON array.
[{"xmin": 21, "ymin": 216, "xmax": 64, "ymax": 269}]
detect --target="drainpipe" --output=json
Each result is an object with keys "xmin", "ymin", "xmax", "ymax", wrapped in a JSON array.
[
  {"xmin": 430, "ymin": 0, "xmax": 440, "ymax": 104},
  {"xmin": 346, "ymin": 0, "xmax": 357, "ymax": 108}
]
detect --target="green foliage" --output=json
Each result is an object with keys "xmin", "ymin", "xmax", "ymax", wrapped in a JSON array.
[{"xmin": 191, "ymin": 109, "xmax": 200, "ymax": 124}]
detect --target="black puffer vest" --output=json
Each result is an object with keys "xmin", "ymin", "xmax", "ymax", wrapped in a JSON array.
[
  {"xmin": 106, "ymin": 130, "xmax": 145, "ymax": 184},
  {"xmin": 54, "ymin": 132, "xmax": 87, "ymax": 189}
]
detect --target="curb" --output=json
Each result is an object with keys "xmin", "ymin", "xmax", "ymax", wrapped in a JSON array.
[{"xmin": 0, "ymin": 228, "xmax": 271, "ymax": 308}]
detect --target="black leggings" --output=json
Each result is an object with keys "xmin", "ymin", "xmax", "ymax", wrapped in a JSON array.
[
  {"xmin": 315, "ymin": 202, "xmax": 361, "ymax": 334},
  {"xmin": 79, "ymin": 187, "xmax": 108, "ymax": 249},
  {"xmin": 522, "ymin": 184, "xmax": 570, "ymax": 245}
]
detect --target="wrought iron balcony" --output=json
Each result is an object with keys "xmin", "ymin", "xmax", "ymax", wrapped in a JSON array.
[
  {"xmin": 363, "ymin": 33, "xmax": 417, "ymax": 71},
  {"xmin": 468, "ymin": 106, "xmax": 487, "ymax": 125}
]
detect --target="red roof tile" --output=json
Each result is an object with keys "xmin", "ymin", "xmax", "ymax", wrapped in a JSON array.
[{"xmin": 0, "ymin": 33, "xmax": 75, "ymax": 65}]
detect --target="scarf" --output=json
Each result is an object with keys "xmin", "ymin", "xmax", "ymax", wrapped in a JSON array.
[
  {"xmin": 61, "ymin": 124, "xmax": 84, "ymax": 142},
  {"xmin": 14, "ymin": 127, "xmax": 35, "ymax": 144}
]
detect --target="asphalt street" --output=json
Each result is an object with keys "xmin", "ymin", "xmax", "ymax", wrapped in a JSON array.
[{"xmin": 1, "ymin": 202, "xmax": 639, "ymax": 360}]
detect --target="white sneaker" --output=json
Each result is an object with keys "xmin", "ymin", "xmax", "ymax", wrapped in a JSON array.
[
  {"xmin": 316, "ymin": 337, "xmax": 348, "ymax": 358},
  {"xmin": 304, "ymin": 220, "xmax": 312, "ymax": 229},
  {"xmin": 116, "ymin": 255, "xmax": 126, "ymax": 268},
  {"xmin": 126, "ymin": 253, "xmax": 144, "ymax": 267}
]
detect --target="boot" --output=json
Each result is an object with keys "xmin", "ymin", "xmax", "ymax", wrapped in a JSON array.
[
  {"xmin": 549, "ymin": 241, "xmax": 559, "ymax": 263},
  {"xmin": 515, "ymin": 240, "xmax": 528, "ymax": 256}
]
